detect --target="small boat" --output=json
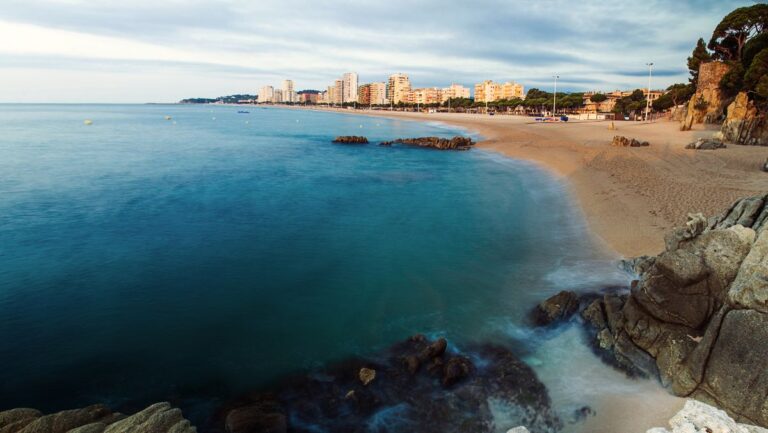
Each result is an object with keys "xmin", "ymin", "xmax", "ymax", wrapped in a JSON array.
[{"xmin": 237, "ymin": 110, "xmax": 250, "ymax": 114}]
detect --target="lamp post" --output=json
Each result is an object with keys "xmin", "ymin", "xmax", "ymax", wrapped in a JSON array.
[
  {"xmin": 645, "ymin": 62, "xmax": 654, "ymax": 122},
  {"xmin": 552, "ymin": 75, "xmax": 559, "ymax": 116}
]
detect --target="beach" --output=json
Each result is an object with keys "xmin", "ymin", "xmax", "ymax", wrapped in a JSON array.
[{"xmin": 301, "ymin": 108, "xmax": 768, "ymax": 258}]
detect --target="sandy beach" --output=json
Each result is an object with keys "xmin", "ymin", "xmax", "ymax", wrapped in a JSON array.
[{"xmin": 299, "ymin": 107, "xmax": 768, "ymax": 258}]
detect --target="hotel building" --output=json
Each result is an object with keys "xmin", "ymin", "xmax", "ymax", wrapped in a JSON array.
[
  {"xmin": 387, "ymin": 73, "xmax": 412, "ymax": 104},
  {"xmin": 282, "ymin": 79, "xmax": 296, "ymax": 103},
  {"xmin": 342, "ymin": 72, "xmax": 359, "ymax": 104},
  {"xmin": 475, "ymin": 80, "xmax": 525, "ymax": 102},
  {"xmin": 411, "ymin": 87, "xmax": 443, "ymax": 105},
  {"xmin": 259, "ymin": 85, "xmax": 274, "ymax": 103},
  {"xmin": 359, "ymin": 82, "xmax": 388, "ymax": 105},
  {"xmin": 441, "ymin": 84, "xmax": 471, "ymax": 102}
]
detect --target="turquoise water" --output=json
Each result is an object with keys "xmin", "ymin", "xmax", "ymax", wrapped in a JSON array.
[{"xmin": 0, "ymin": 105, "xmax": 631, "ymax": 426}]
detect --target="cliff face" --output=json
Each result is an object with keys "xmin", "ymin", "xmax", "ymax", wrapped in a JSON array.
[
  {"xmin": 681, "ymin": 62, "xmax": 732, "ymax": 130},
  {"xmin": 582, "ymin": 194, "xmax": 768, "ymax": 427},
  {"xmin": 718, "ymin": 92, "xmax": 768, "ymax": 146}
]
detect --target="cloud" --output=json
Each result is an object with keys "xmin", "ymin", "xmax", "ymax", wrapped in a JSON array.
[{"xmin": 0, "ymin": 0, "xmax": 753, "ymax": 102}]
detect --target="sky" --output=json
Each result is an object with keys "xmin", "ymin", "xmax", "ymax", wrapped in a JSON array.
[{"xmin": 0, "ymin": 0, "xmax": 757, "ymax": 103}]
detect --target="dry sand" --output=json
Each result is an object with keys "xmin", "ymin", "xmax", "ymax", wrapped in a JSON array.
[{"xmin": 302, "ymin": 108, "xmax": 768, "ymax": 258}]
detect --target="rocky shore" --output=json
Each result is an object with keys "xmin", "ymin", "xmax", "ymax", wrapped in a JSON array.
[
  {"xmin": 215, "ymin": 335, "xmax": 561, "ymax": 433},
  {"xmin": 0, "ymin": 402, "xmax": 196, "ymax": 433},
  {"xmin": 533, "ymin": 193, "xmax": 768, "ymax": 428}
]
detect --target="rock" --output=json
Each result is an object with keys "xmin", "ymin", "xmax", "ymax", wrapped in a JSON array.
[
  {"xmin": 332, "ymin": 136, "xmax": 368, "ymax": 144},
  {"xmin": 219, "ymin": 336, "xmax": 562, "ymax": 433},
  {"xmin": 441, "ymin": 357, "xmax": 472, "ymax": 387},
  {"xmin": 685, "ymin": 138, "xmax": 726, "ymax": 150},
  {"xmin": 0, "ymin": 409, "xmax": 42, "ymax": 433},
  {"xmin": 728, "ymin": 229, "xmax": 768, "ymax": 312},
  {"xmin": 358, "ymin": 367, "xmax": 376, "ymax": 386},
  {"xmin": 531, "ymin": 290, "xmax": 580, "ymax": 326},
  {"xmin": 719, "ymin": 92, "xmax": 768, "ymax": 146},
  {"xmin": 224, "ymin": 407, "xmax": 286, "ymax": 433},
  {"xmin": 647, "ymin": 399, "xmax": 768, "ymax": 433},
  {"xmin": 611, "ymin": 136, "xmax": 649, "ymax": 147},
  {"xmin": 581, "ymin": 194, "xmax": 768, "ymax": 427},
  {"xmin": 0, "ymin": 404, "xmax": 193, "ymax": 433},
  {"xmin": 16, "ymin": 405, "xmax": 111, "ymax": 433},
  {"xmin": 506, "ymin": 428, "xmax": 530, "ymax": 433},
  {"xmin": 66, "ymin": 423, "xmax": 107, "ymax": 433},
  {"xmin": 379, "ymin": 136, "xmax": 475, "ymax": 150},
  {"xmin": 571, "ymin": 406, "xmax": 595, "ymax": 423}
]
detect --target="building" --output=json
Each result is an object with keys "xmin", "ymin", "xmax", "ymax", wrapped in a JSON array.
[
  {"xmin": 501, "ymin": 82, "xmax": 525, "ymax": 100},
  {"xmin": 297, "ymin": 90, "xmax": 319, "ymax": 104},
  {"xmin": 317, "ymin": 90, "xmax": 328, "ymax": 104},
  {"xmin": 441, "ymin": 84, "xmax": 471, "ymax": 102},
  {"xmin": 342, "ymin": 72, "xmax": 359, "ymax": 104},
  {"xmin": 474, "ymin": 80, "xmax": 502, "ymax": 103},
  {"xmin": 582, "ymin": 89, "xmax": 664, "ymax": 113},
  {"xmin": 411, "ymin": 87, "xmax": 443, "ymax": 105},
  {"xmin": 273, "ymin": 89, "xmax": 283, "ymax": 103},
  {"xmin": 282, "ymin": 80, "xmax": 295, "ymax": 103},
  {"xmin": 259, "ymin": 85, "xmax": 274, "ymax": 103},
  {"xmin": 387, "ymin": 73, "xmax": 412, "ymax": 104},
  {"xmin": 358, "ymin": 82, "xmax": 388, "ymax": 105}
]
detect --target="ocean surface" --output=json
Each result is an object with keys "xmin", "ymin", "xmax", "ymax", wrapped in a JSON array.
[{"xmin": 0, "ymin": 104, "xmax": 660, "ymax": 430}]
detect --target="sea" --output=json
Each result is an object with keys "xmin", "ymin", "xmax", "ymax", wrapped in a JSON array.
[{"xmin": 0, "ymin": 104, "xmax": 671, "ymax": 431}]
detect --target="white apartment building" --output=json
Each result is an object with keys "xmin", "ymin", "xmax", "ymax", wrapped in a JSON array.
[
  {"xmin": 259, "ymin": 85, "xmax": 274, "ymax": 103},
  {"xmin": 342, "ymin": 72, "xmax": 359, "ymax": 104}
]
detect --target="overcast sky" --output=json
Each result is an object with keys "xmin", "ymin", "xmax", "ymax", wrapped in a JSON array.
[{"xmin": 0, "ymin": 0, "xmax": 754, "ymax": 102}]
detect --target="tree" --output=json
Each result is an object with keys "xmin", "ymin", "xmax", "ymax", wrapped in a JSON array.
[
  {"xmin": 652, "ymin": 94, "xmax": 675, "ymax": 111},
  {"xmin": 742, "ymin": 32, "xmax": 768, "ymax": 68},
  {"xmin": 745, "ymin": 48, "xmax": 768, "ymax": 91},
  {"xmin": 720, "ymin": 61, "xmax": 746, "ymax": 97},
  {"xmin": 688, "ymin": 38, "xmax": 712, "ymax": 84},
  {"xmin": 665, "ymin": 83, "xmax": 695, "ymax": 106},
  {"xmin": 709, "ymin": 4, "xmax": 768, "ymax": 61},
  {"xmin": 590, "ymin": 93, "xmax": 607, "ymax": 103}
]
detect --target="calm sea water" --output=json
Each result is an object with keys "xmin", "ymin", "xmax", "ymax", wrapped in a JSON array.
[{"xmin": 0, "ymin": 104, "xmax": 647, "ymax": 429}]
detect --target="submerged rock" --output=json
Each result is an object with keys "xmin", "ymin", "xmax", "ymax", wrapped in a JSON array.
[
  {"xmin": 647, "ymin": 399, "xmax": 768, "ymax": 433},
  {"xmin": 332, "ymin": 136, "xmax": 368, "ymax": 144},
  {"xmin": 580, "ymin": 193, "xmax": 768, "ymax": 427},
  {"xmin": 530, "ymin": 290, "xmax": 580, "ymax": 326},
  {"xmin": 219, "ymin": 335, "xmax": 561, "ymax": 433},
  {"xmin": 611, "ymin": 136, "xmax": 649, "ymax": 147},
  {"xmin": 379, "ymin": 136, "xmax": 475, "ymax": 150}
]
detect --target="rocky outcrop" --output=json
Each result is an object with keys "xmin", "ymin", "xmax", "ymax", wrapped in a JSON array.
[
  {"xmin": 0, "ymin": 403, "xmax": 195, "ymax": 433},
  {"xmin": 685, "ymin": 138, "xmax": 726, "ymax": 150},
  {"xmin": 611, "ymin": 136, "xmax": 649, "ymax": 147},
  {"xmin": 718, "ymin": 92, "xmax": 768, "ymax": 146},
  {"xmin": 582, "ymin": 193, "xmax": 768, "ymax": 427},
  {"xmin": 530, "ymin": 290, "xmax": 580, "ymax": 326},
  {"xmin": 647, "ymin": 400, "xmax": 768, "ymax": 433},
  {"xmin": 379, "ymin": 136, "xmax": 475, "ymax": 150},
  {"xmin": 332, "ymin": 136, "xmax": 369, "ymax": 144},
  {"xmin": 219, "ymin": 335, "xmax": 561, "ymax": 433},
  {"xmin": 681, "ymin": 62, "xmax": 732, "ymax": 130}
]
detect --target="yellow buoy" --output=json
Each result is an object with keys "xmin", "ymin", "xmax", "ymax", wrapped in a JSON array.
[{"xmin": 84, "ymin": 119, "xmax": 93, "ymax": 125}]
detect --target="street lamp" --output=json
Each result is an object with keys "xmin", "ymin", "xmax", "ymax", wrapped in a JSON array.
[
  {"xmin": 645, "ymin": 62, "xmax": 654, "ymax": 122},
  {"xmin": 552, "ymin": 75, "xmax": 559, "ymax": 116}
]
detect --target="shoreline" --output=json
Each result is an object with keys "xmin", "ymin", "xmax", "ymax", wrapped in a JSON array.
[{"xmin": 282, "ymin": 105, "xmax": 768, "ymax": 258}]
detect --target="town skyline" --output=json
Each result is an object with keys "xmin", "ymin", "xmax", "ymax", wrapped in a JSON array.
[{"xmin": 0, "ymin": 0, "xmax": 750, "ymax": 103}]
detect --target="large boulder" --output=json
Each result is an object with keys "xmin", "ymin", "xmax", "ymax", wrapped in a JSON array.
[
  {"xmin": 685, "ymin": 138, "xmax": 726, "ymax": 150},
  {"xmin": 0, "ymin": 404, "xmax": 195, "ymax": 433},
  {"xmin": 719, "ymin": 92, "xmax": 768, "ymax": 146},
  {"xmin": 581, "ymin": 194, "xmax": 768, "ymax": 427},
  {"xmin": 647, "ymin": 399, "xmax": 768, "ymax": 433},
  {"xmin": 332, "ymin": 136, "xmax": 368, "ymax": 144}
]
